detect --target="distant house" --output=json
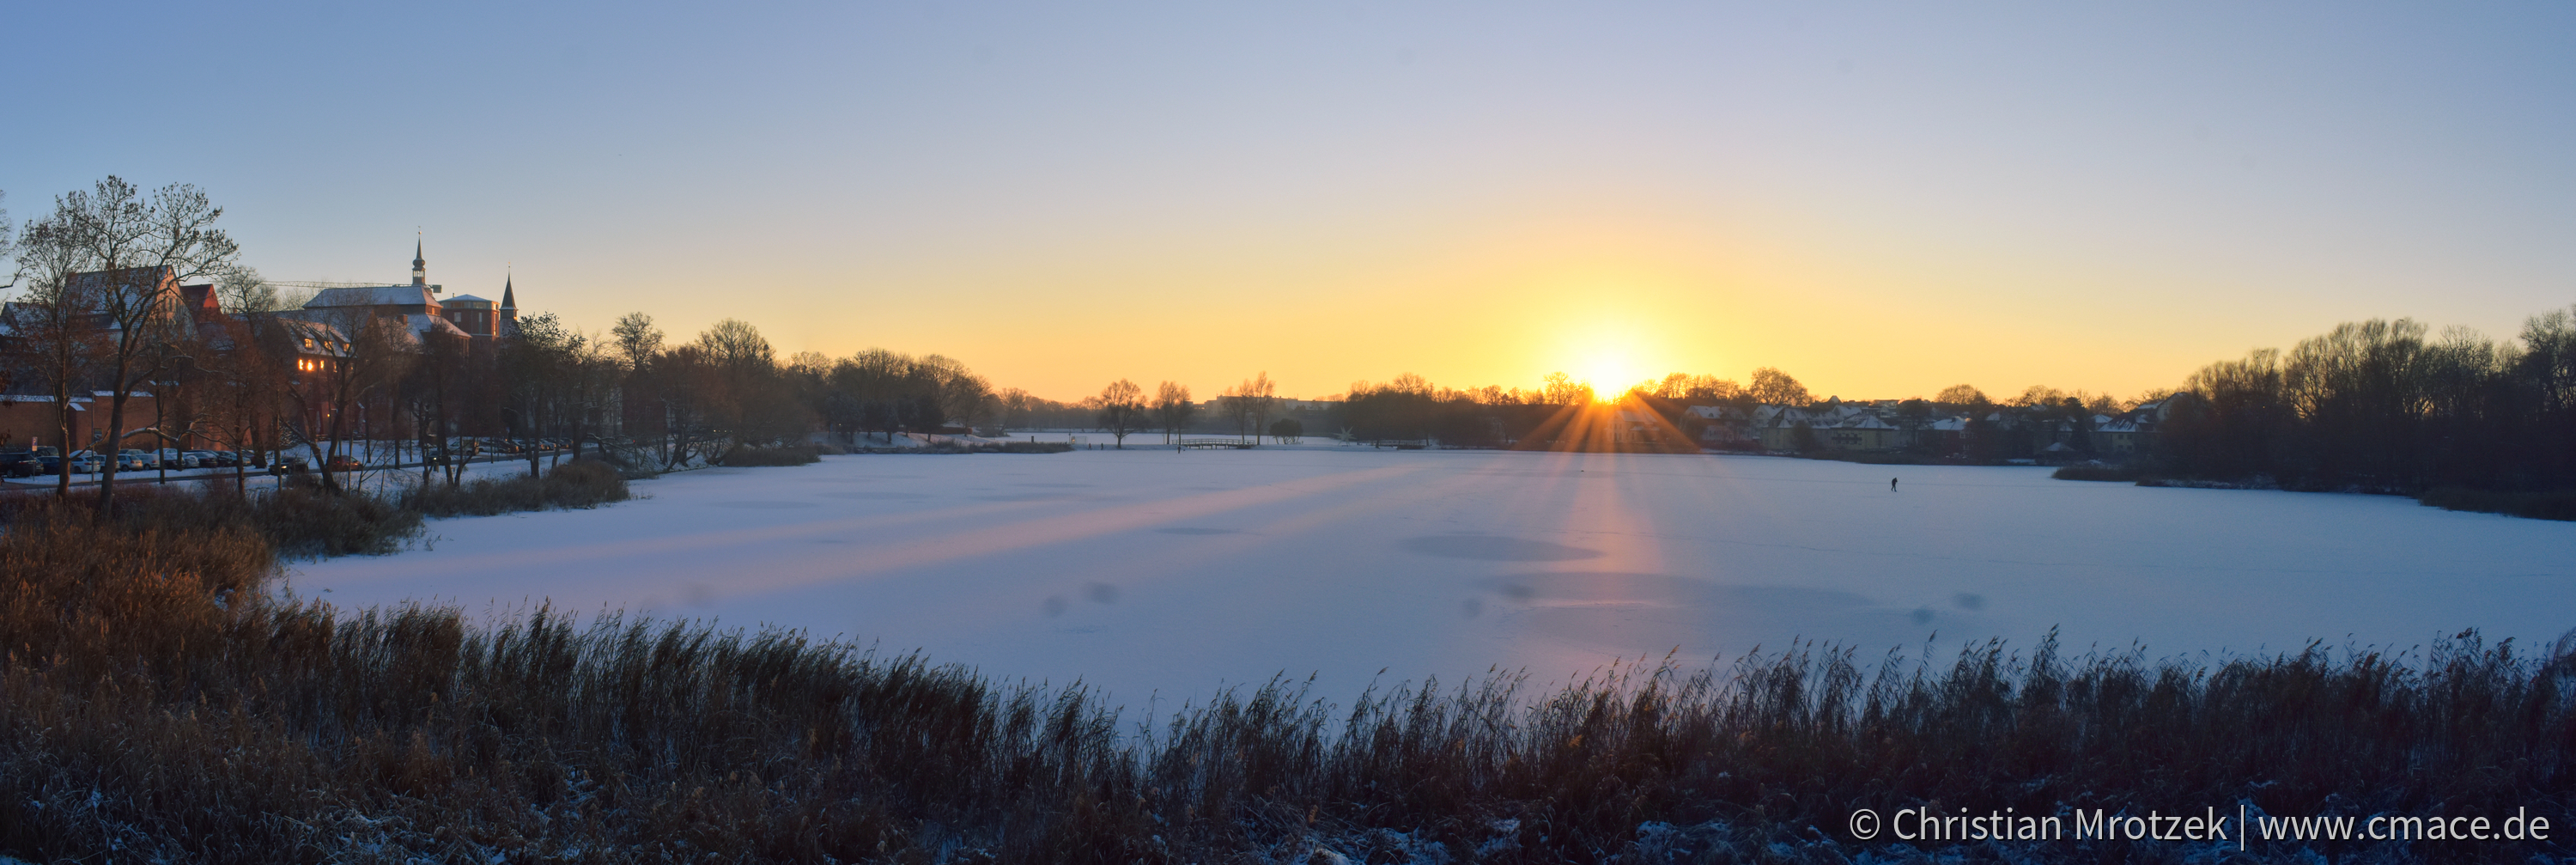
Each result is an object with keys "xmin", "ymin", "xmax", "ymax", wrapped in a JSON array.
[
  {"xmin": 2093, "ymin": 415, "xmax": 2143, "ymax": 454},
  {"xmin": 1684, "ymin": 405, "xmax": 1760, "ymax": 449},
  {"xmin": 1820, "ymin": 412, "xmax": 1899, "ymax": 451},
  {"xmin": 1746, "ymin": 403, "xmax": 1903, "ymax": 452}
]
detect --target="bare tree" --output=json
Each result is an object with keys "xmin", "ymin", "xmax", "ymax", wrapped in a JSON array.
[
  {"xmin": 3, "ymin": 227, "xmax": 105, "ymax": 495},
  {"xmin": 183, "ymin": 308, "xmax": 293, "ymax": 493},
  {"xmin": 276, "ymin": 311, "xmax": 412, "ymax": 492},
  {"xmin": 1241, "ymin": 371, "xmax": 1278, "ymax": 445},
  {"xmin": 1935, "ymin": 384, "xmax": 1990, "ymax": 408},
  {"xmin": 1091, "ymin": 379, "xmax": 1145, "ymax": 448},
  {"xmin": 686, "ymin": 318, "xmax": 806, "ymax": 454},
  {"xmin": 1747, "ymin": 367, "xmax": 1810, "ymax": 406},
  {"xmin": 648, "ymin": 344, "xmax": 724, "ymax": 469},
  {"xmin": 914, "ymin": 354, "xmax": 990, "ymax": 435},
  {"xmin": 1540, "ymin": 371, "xmax": 1594, "ymax": 406},
  {"xmin": 607, "ymin": 311, "xmax": 671, "ymax": 462},
  {"xmin": 215, "ymin": 265, "xmax": 296, "ymax": 314},
  {"xmin": 994, "ymin": 387, "xmax": 1037, "ymax": 433},
  {"xmin": 1217, "ymin": 386, "xmax": 1249, "ymax": 440},
  {"xmin": 1154, "ymin": 381, "xmax": 1194, "ymax": 443},
  {"xmin": 1684, "ymin": 375, "xmax": 1741, "ymax": 402},
  {"xmin": 506, "ymin": 312, "xmax": 596, "ymax": 476},
  {"xmin": 0, "ymin": 189, "xmax": 15, "ymax": 289},
  {"xmin": 398, "ymin": 325, "xmax": 471, "ymax": 488},
  {"xmin": 611, "ymin": 311, "xmax": 663, "ymax": 369},
  {"xmin": 17, "ymin": 178, "xmax": 240, "ymax": 512}
]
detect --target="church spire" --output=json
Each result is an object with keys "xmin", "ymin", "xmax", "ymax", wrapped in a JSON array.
[
  {"xmin": 410, "ymin": 235, "xmax": 427, "ymax": 287},
  {"xmin": 498, "ymin": 270, "xmax": 519, "ymax": 336}
]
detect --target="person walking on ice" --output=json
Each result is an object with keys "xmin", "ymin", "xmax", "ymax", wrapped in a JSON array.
[{"xmin": 1891, "ymin": 477, "xmax": 1899, "ymax": 491}]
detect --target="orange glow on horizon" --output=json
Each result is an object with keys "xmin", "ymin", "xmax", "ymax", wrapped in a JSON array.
[{"xmin": 1552, "ymin": 306, "xmax": 1668, "ymax": 400}]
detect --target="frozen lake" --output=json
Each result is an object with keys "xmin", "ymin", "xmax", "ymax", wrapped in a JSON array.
[{"xmin": 289, "ymin": 447, "xmax": 2576, "ymax": 710}]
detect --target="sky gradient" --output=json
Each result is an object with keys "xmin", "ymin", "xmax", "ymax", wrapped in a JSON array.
[{"xmin": 5, "ymin": 3, "xmax": 2573, "ymax": 403}]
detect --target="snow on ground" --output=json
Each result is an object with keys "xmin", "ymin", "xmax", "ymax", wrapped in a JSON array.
[
  {"xmin": 286, "ymin": 447, "xmax": 2576, "ymax": 711},
  {"xmin": 0, "ymin": 449, "xmax": 574, "ymax": 494}
]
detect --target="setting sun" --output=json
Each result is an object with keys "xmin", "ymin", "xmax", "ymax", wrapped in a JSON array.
[
  {"xmin": 1573, "ymin": 346, "xmax": 1646, "ymax": 397},
  {"xmin": 1553, "ymin": 312, "xmax": 1666, "ymax": 399}
]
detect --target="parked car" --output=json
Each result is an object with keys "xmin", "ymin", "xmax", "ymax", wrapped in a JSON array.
[
  {"xmin": 0, "ymin": 451, "xmax": 37, "ymax": 478},
  {"xmin": 185, "ymin": 450, "xmax": 222, "ymax": 468},
  {"xmin": 156, "ymin": 448, "xmax": 200, "ymax": 469},
  {"xmin": 69, "ymin": 451, "xmax": 106, "ymax": 474},
  {"xmin": 268, "ymin": 455, "xmax": 310, "ymax": 475},
  {"xmin": 116, "ymin": 449, "xmax": 155, "ymax": 471},
  {"xmin": 325, "ymin": 454, "xmax": 364, "ymax": 472}
]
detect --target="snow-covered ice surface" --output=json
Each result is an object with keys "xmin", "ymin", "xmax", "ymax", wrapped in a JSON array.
[{"xmin": 288, "ymin": 448, "xmax": 2576, "ymax": 710}]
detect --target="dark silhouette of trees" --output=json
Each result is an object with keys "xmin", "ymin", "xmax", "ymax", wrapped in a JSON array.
[
  {"xmin": 1239, "ymin": 372, "xmax": 1276, "ymax": 444},
  {"xmin": 1539, "ymin": 372, "xmax": 1592, "ymax": 406},
  {"xmin": 1935, "ymin": 384, "xmax": 1988, "ymax": 406},
  {"xmin": 1214, "ymin": 373, "xmax": 1279, "ymax": 442},
  {"xmin": 1748, "ymin": 367, "xmax": 1809, "ymax": 406},
  {"xmin": 1339, "ymin": 375, "xmax": 1553, "ymax": 448},
  {"xmin": 401, "ymin": 326, "xmax": 474, "ymax": 488},
  {"xmin": 1154, "ymin": 381, "xmax": 1194, "ymax": 443},
  {"xmin": 2157, "ymin": 309, "xmax": 2576, "ymax": 495},
  {"xmin": 1091, "ymin": 379, "xmax": 1145, "ymax": 448}
]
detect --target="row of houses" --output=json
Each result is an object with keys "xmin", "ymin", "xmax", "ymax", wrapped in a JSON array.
[
  {"xmin": 1661, "ymin": 395, "xmax": 2200, "ymax": 462},
  {"xmin": 0, "ymin": 242, "xmax": 525, "ymax": 452}
]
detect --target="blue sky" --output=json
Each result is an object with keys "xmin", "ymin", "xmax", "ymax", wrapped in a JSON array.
[{"xmin": 5, "ymin": 2, "xmax": 2573, "ymax": 400}]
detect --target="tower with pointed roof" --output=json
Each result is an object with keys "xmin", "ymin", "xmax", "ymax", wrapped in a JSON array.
[
  {"xmin": 410, "ymin": 237, "xmax": 427, "ymax": 288},
  {"xmin": 498, "ymin": 273, "xmax": 519, "ymax": 335}
]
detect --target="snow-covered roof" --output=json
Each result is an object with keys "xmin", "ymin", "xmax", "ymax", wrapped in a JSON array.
[
  {"xmin": 274, "ymin": 318, "xmax": 353, "ymax": 356},
  {"xmin": 400, "ymin": 314, "xmax": 472, "ymax": 340},
  {"xmin": 306, "ymin": 284, "xmax": 438, "ymax": 309}
]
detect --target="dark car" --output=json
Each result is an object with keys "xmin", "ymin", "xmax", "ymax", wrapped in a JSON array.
[
  {"xmin": 0, "ymin": 451, "xmax": 37, "ymax": 478},
  {"xmin": 268, "ymin": 455, "xmax": 310, "ymax": 475}
]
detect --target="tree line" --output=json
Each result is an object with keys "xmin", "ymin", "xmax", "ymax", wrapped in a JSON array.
[
  {"xmin": 2155, "ymin": 311, "xmax": 2576, "ymax": 494},
  {"xmin": 0, "ymin": 178, "xmax": 1065, "ymax": 508},
  {"xmin": 1077, "ymin": 372, "xmax": 1304, "ymax": 448},
  {"xmin": 15, "ymin": 178, "xmax": 2566, "ymax": 498}
]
